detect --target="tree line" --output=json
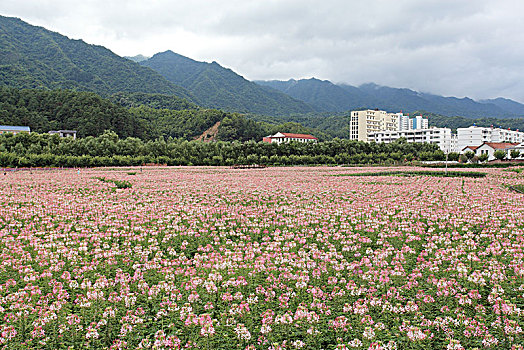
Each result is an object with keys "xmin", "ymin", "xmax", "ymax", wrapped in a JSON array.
[{"xmin": 0, "ymin": 131, "xmax": 445, "ymax": 167}]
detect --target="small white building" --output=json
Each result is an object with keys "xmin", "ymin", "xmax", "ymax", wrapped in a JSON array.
[
  {"xmin": 0, "ymin": 125, "xmax": 30, "ymax": 135},
  {"xmin": 49, "ymin": 130, "xmax": 77, "ymax": 139},
  {"xmin": 369, "ymin": 127, "xmax": 456, "ymax": 153},
  {"xmin": 263, "ymin": 132, "xmax": 318, "ymax": 144}
]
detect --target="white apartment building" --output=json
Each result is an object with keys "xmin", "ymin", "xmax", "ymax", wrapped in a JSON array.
[
  {"xmin": 350, "ymin": 110, "xmax": 401, "ymax": 141},
  {"xmin": 409, "ymin": 115, "xmax": 429, "ymax": 130},
  {"xmin": 369, "ymin": 127, "xmax": 456, "ymax": 153},
  {"xmin": 457, "ymin": 126, "xmax": 524, "ymax": 152},
  {"xmin": 398, "ymin": 114, "xmax": 410, "ymax": 131},
  {"xmin": 350, "ymin": 110, "xmax": 431, "ymax": 141}
]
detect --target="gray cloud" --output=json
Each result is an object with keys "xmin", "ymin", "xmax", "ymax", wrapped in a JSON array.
[{"xmin": 1, "ymin": 0, "xmax": 524, "ymax": 102}]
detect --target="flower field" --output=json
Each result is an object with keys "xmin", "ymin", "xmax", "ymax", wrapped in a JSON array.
[{"xmin": 0, "ymin": 166, "xmax": 523, "ymax": 349}]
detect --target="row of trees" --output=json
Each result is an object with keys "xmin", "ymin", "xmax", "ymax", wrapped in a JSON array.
[{"xmin": 0, "ymin": 131, "xmax": 445, "ymax": 167}]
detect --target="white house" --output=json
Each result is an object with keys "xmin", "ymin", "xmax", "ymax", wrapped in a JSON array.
[
  {"xmin": 49, "ymin": 130, "xmax": 77, "ymax": 139},
  {"xmin": 263, "ymin": 132, "xmax": 318, "ymax": 144},
  {"xmin": 475, "ymin": 142, "xmax": 520, "ymax": 161}
]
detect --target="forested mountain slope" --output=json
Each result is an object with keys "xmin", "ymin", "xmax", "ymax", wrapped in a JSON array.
[
  {"xmin": 140, "ymin": 51, "xmax": 316, "ymax": 116},
  {"xmin": 0, "ymin": 16, "xmax": 195, "ymax": 100}
]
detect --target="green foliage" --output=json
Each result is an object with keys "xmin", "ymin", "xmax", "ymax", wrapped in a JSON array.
[
  {"xmin": 464, "ymin": 151, "xmax": 475, "ymax": 160},
  {"xmin": 478, "ymin": 153, "xmax": 489, "ymax": 163},
  {"xmin": 493, "ymin": 150, "xmax": 506, "ymax": 161},
  {"xmin": 338, "ymin": 170, "xmax": 487, "ymax": 178},
  {"xmin": 447, "ymin": 152, "xmax": 460, "ymax": 161},
  {"xmin": 0, "ymin": 132, "xmax": 443, "ymax": 167},
  {"xmin": 129, "ymin": 106, "xmax": 226, "ymax": 140},
  {"xmin": 421, "ymin": 162, "xmax": 522, "ymax": 168},
  {"xmin": 505, "ymin": 184, "xmax": 524, "ymax": 193},
  {"xmin": 94, "ymin": 176, "xmax": 132, "ymax": 189},
  {"xmin": 247, "ymin": 112, "xmax": 348, "ymax": 139},
  {"xmin": 110, "ymin": 92, "xmax": 199, "ymax": 110},
  {"xmin": 0, "ymin": 87, "xmax": 149, "ymax": 138},
  {"xmin": 0, "ymin": 87, "xmax": 276, "ymax": 142},
  {"xmin": 216, "ymin": 115, "xmax": 266, "ymax": 142},
  {"xmin": 510, "ymin": 149, "xmax": 521, "ymax": 159}
]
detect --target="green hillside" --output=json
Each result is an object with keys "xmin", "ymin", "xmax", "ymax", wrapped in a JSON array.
[
  {"xmin": 140, "ymin": 51, "xmax": 316, "ymax": 116},
  {"xmin": 0, "ymin": 87, "xmax": 331, "ymax": 143},
  {"xmin": 0, "ymin": 87, "xmax": 149, "ymax": 138},
  {"xmin": 0, "ymin": 16, "xmax": 195, "ymax": 100},
  {"xmin": 111, "ymin": 92, "xmax": 199, "ymax": 110}
]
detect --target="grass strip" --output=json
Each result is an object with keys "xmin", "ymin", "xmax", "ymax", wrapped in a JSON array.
[{"xmin": 335, "ymin": 170, "xmax": 487, "ymax": 178}]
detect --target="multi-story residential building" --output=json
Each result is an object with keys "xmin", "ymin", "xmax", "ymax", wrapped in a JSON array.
[
  {"xmin": 409, "ymin": 115, "xmax": 429, "ymax": 130},
  {"xmin": 369, "ymin": 127, "xmax": 456, "ymax": 153},
  {"xmin": 0, "ymin": 125, "xmax": 30, "ymax": 135},
  {"xmin": 492, "ymin": 128, "xmax": 524, "ymax": 143},
  {"xmin": 398, "ymin": 114, "xmax": 410, "ymax": 131},
  {"xmin": 349, "ymin": 110, "xmax": 399, "ymax": 141},
  {"xmin": 457, "ymin": 126, "xmax": 524, "ymax": 152}
]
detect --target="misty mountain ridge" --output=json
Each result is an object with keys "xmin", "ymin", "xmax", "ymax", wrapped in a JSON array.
[
  {"xmin": 2, "ymin": 14, "xmax": 524, "ymax": 121},
  {"xmin": 125, "ymin": 54, "xmax": 150, "ymax": 63},
  {"xmin": 139, "ymin": 50, "xmax": 316, "ymax": 116},
  {"xmin": 256, "ymin": 79, "xmax": 524, "ymax": 119}
]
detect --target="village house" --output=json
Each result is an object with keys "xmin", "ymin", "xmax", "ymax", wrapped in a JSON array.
[
  {"xmin": 461, "ymin": 145, "xmax": 479, "ymax": 154},
  {"xmin": 48, "ymin": 130, "xmax": 77, "ymax": 139},
  {"xmin": 474, "ymin": 142, "xmax": 520, "ymax": 161},
  {"xmin": 263, "ymin": 132, "xmax": 318, "ymax": 144}
]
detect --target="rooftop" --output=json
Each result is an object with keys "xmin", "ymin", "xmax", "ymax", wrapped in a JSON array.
[
  {"xmin": 481, "ymin": 142, "xmax": 520, "ymax": 149},
  {"xmin": 271, "ymin": 132, "xmax": 317, "ymax": 140},
  {"xmin": 0, "ymin": 125, "xmax": 30, "ymax": 132}
]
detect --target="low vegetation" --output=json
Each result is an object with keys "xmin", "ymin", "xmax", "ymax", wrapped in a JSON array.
[
  {"xmin": 337, "ymin": 170, "xmax": 487, "ymax": 178},
  {"xmin": 505, "ymin": 184, "xmax": 524, "ymax": 193},
  {"xmin": 94, "ymin": 176, "xmax": 132, "ymax": 189}
]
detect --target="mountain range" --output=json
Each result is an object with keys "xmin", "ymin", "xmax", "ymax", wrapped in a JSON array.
[
  {"xmin": 1, "ymin": 14, "xmax": 524, "ymax": 124},
  {"xmin": 255, "ymin": 79, "xmax": 524, "ymax": 119},
  {"xmin": 0, "ymin": 16, "xmax": 194, "ymax": 100},
  {"xmin": 139, "ymin": 51, "xmax": 315, "ymax": 115}
]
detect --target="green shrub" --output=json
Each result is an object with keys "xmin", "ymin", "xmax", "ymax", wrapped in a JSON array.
[
  {"xmin": 93, "ymin": 177, "xmax": 132, "ymax": 189},
  {"xmin": 336, "ymin": 170, "xmax": 487, "ymax": 178},
  {"xmin": 506, "ymin": 184, "xmax": 524, "ymax": 193}
]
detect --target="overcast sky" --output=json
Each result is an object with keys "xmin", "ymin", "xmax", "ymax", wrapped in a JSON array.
[{"xmin": 2, "ymin": 0, "xmax": 524, "ymax": 102}]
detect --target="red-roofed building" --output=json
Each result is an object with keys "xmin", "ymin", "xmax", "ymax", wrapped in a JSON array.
[
  {"xmin": 461, "ymin": 145, "xmax": 479, "ymax": 153},
  {"xmin": 262, "ymin": 132, "xmax": 318, "ymax": 144},
  {"xmin": 475, "ymin": 142, "xmax": 520, "ymax": 160}
]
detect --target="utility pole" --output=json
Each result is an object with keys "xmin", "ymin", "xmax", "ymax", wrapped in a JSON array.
[{"xmin": 445, "ymin": 151, "xmax": 448, "ymax": 175}]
